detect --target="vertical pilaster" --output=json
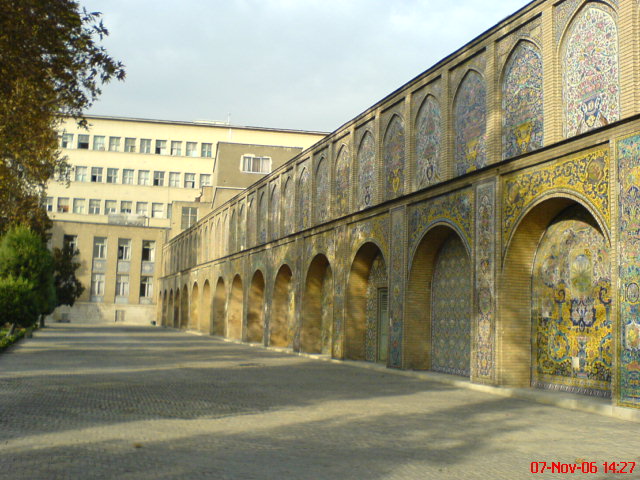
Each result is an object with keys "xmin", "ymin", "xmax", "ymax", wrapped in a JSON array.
[
  {"xmin": 442, "ymin": 69, "xmax": 453, "ymax": 181},
  {"xmin": 485, "ymin": 43, "xmax": 500, "ymax": 164},
  {"xmin": 542, "ymin": 3, "xmax": 560, "ymax": 145},
  {"xmin": 389, "ymin": 206, "xmax": 406, "ymax": 369}
]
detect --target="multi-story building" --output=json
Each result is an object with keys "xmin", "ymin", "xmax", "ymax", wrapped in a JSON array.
[{"xmin": 47, "ymin": 115, "xmax": 326, "ymax": 324}]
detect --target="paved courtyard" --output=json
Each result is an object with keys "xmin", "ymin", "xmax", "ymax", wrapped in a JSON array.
[{"xmin": 0, "ymin": 324, "xmax": 638, "ymax": 480}]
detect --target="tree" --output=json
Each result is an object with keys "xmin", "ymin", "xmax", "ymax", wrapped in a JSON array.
[
  {"xmin": 0, "ymin": 0, "xmax": 125, "ymax": 234},
  {"xmin": 52, "ymin": 243, "xmax": 85, "ymax": 308}
]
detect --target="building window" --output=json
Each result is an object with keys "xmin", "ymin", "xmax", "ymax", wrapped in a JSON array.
[
  {"xmin": 153, "ymin": 171, "xmax": 165, "ymax": 186},
  {"xmin": 167, "ymin": 204, "xmax": 172, "ymax": 219},
  {"xmin": 120, "ymin": 200, "xmax": 132, "ymax": 214},
  {"xmin": 93, "ymin": 135, "xmax": 105, "ymax": 151},
  {"xmin": 75, "ymin": 166, "xmax": 88, "ymax": 182},
  {"xmin": 91, "ymin": 167, "xmax": 103, "ymax": 183},
  {"xmin": 61, "ymin": 133, "xmax": 74, "ymax": 149},
  {"xmin": 117, "ymin": 238, "xmax": 131, "ymax": 260},
  {"xmin": 142, "ymin": 240, "xmax": 155, "ymax": 262},
  {"xmin": 106, "ymin": 168, "xmax": 118, "ymax": 184},
  {"xmin": 140, "ymin": 276, "xmax": 153, "ymax": 298},
  {"xmin": 124, "ymin": 137, "xmax": 136, "ymax": 153},
  {"xmin": 184, "ymin": 173, "xmax": 195, "ymax": 188},
  {"xmin": 186, "ymin": 142, "xmax": 197, "ymax": 157},
  {"xmin": 181, "ymin": 207, "xmax": 197, "ymax": 229},
  {"xmin": 169, "ymin": 172, "xmax": 180, "ymax": 187},
  {"xmin": 201, "ymin": 143, "xmax": 212, "ymax": 157},
  {"xmin": 91, "ymin": 273, "xmax": 105, "ymax": 296},
  {"xmin": 171, "ymin": 141, "xmax": 182, "ymax": 156},
  {"xmin": 77, "ymin": 134, "xmax": 89, "ymax": 149},
  {"xmin": 72, "ymin": 198, "xmax": 85, "ymax": 214},
  {"xmin": 242, "ymin": 155, "xmax": 271, "ymax": 173},
  {"xmin": 138, "ymin": 170, "xmax": 150, "ymax": 186},
  {"xmin": 105, "ymin": 200, "xmax": 117, "ymax": 214},
  {"xmin": 155, "ymin": 140, "xmax": 167, "ymax": 155},
  {"xmin": 109, "ymin": 137, "xmax": 121, "ymax": 152},
  {"xmin": 93, "ymin": 236, "xmax": 107, "ymax": 259},
  {"xmin": 152, "ymin": 203, "xmax": 163, "ymax": 218},
  {"xmin": 88, "ymin": 199, "xmax": 101, "ymax": 215},
  {"xmin": 199, "ymin": 174, "xmax": 211, "ymax": 187},
  {"xmin": 140, "ymin": 138, "xmax": 151, "ymax": 154},
  {"xmin": 63, "ymin": 234, "xmax": 78, "ymax": 251},
  {"xmin": 57, "ymin": 197, "xmax": 69, "ymax": 213},
  {"xmin": 122, "ymin": 169, "xmax": 134, "ymax": 184},
  {"xmin": 116, "ymin": 274, "xmax": 129, "ymax": 297},
  {"xmin": 136, "ymin": 202, "xmax": 148, "ymax": 217},
  {"xmin": 44, "ymin": 197, "xmax": 53, "ymax": 212}
]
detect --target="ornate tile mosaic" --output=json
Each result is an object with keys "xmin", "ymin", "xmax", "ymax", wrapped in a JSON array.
[
  {"xmin": 616, "ymin": 134, "xmax": 640, "ymax": 407},
  {"xmin": 415, "ymin": 95, "xmax": 442, "ymax": 187},
  {"xmin": 350, "ymin": 216, "xmax": 389, "ymax": 260},
  {"xmin": 388, "ymin": 208, "xmax": 405, "ymax": 368},
  {"xmin": 475, "ymin": 182, "xmax": 496, "ymax": 380},
  {"xmin": 502, "ymin": 41, "xmax": 544, "ymax": 159},
  {"xmin": 532, "ymin": 205, "xmax": 611, "ymax": 397},
  {"xmin": 269, "ymin": 182, "xmax": 280, "ymax": 242},
  {"xmin": 315, "ymin": 156, "xmax": 329, "ymax": 224},
  {"xmin": 408, "ymin": 189, "xmax": 473, "ymax": 257},
  {"xmin": 335, "ymin": 146, "xmax": 350, "ymax": 216},
  {"xmin": 321, "ymin": 265, "xmax": 334, "ymax": 355},
  {"xmin": 497, "ymin": 17, "xmax": 542, "ymax": 61},
  {"xmin": 283, "ymin": 176, "xmax": 294, "ymax": 235},
  {"xmin": 502, "ymin": 147, "xmax": 610, "ymax": 252},
  {"xmin": 357, "ymin": 132, "xmax": 376, "ymax": 209},
  {"xmin": 298, "ymin": 166, "xmax": 311, "ymax": 230},
  {"xmin": 365, "ymin": 253, "xmax": 388, "ymax": 362},
  {"xmin": 555, "ymin": 0, "xmax": 617, "ymax": 44},
  {"xmin": 454, "ymin": 71, "xmax": 487, "ymax": 176},
  {"xmin": 562, "ymin": 4, "xmax": 619, "ymax": 138},
  {"xmin": 258, "ymin": 191, "xmax": 267, "ymax": 244},
  {"xmin": 431, "ymin": 234, "xmax": 472, "ymax": 377},
  {"xmin": 384, "ymin": 115, "xmax": 406, "ymax": 199},
  {"xmin": 229, "ymin": 209, "xmax": 237, "ymax": 253}
]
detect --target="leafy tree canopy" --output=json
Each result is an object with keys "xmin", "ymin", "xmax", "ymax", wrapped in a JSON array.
[{"xmin": 53, "ymin": 243, "xmax": 84, "ymax": 308}]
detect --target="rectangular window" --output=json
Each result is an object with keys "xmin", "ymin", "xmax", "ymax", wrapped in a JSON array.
[
  {"xmin": 116, "ymin": 274, "xmax": 129, "ymax": 297},
  {"xmin": 142, "ymin": 240, "xmax": 156, "ymax": 262},
  {"xmin": 242, "ymin": 155, "xmax": 271, "ymax": 174},
  {"xmin": 199, "ymin": 174, "xmax": 212, "ymax": 187},
  {"xmin": 105, "ymin": 200, "xmax": 117, "ymax": 214},
  {"xmin": 122, "ymin": 169, "xmax": 134, "ymax": 184},
  {"xmin": 44, "ymin": 197, "xmax": 53, "ymax": 212},
  {"xmin": 93, "ymin": 135, "xmax": 105, "ymax": 151},
  {"xmin": 170, "ymin": 141, "xmax": 182, "ymax": 156},
  {"xmin": 186, "ymin": 142, "xmax": 197, "ymax": 157},
  {"xmin": 75, "ymin": 166, "xmax": 88, "ymax": 182},
  {"xmin": 88, "ymin": 199, "xmax": 101, "ymax": 215},
  {"xmin": 117, "ymin": 238, "xmax": 131, "ymax": 260},
  {"xmin": 124, "ymin": 137, "xmax": 136, "ymax": 153},
  {"xmin": 169, "ymin": 172, "xmax": 180, "ymax": 187},
  {"xmin": 120, "ymin": 200, "xmax": 132, "ymax": 214},
  {"xmin": 153, "ymin": 171, "xmax": 165, "ymax": 186},
  {"xmin": 136, "ymin": 202, "xmax": 148, "ymax": 217},
  {"xmin": 91, "ymin": 167, "xmax": 103, "ymax": 183},
  {"xmin": 57, "ymin": 197, "xmax": 70, "ymax": 213},
  {"xmin": 91, "ymin": 273, "xmax": 105, "ymax": 296},
  {"xmin": 184, "ymin": 173, "xmax": 195, "ymax": 188},
  {"xmin": 138, "ymin": 170, "xmax": 150, "ymax": 186},
  {"xmin": 93, "ymin": 236, "xmax": 107, "ymax": 259},
  {"xmin": 155, "ymin": 140, "xmax": 167, "ymax": 155},
  {"xmin": 201, "ymin": 143, "xmax": 212, "ymax": 157},
  {"xmin": 167, "ymin": 204, "xmax": 172, "ymax": 219},
  {"xmin": 73, "ymin": 198, "xmax": 85, "ymax": 214},
  {"xmin": 106, "ymin": 168, "xmax": 118, "ymax": 184},
  {"xmin": 140, "ymin": 276, "xmax": 153, "ymax": 298},
  {"xmin": 78, "ymin": 134, "xmax": 89, "ymax": 149},
  {"xmin": 61, "ymin": 133, "xmax": 74, "ymax": 149},
  {"xmin": 151, "ymin": 203, "xmax": 163, "ymax": 218},
  {"xmin": 108, "ymin": 136, "xmax": 121, "ymax": 152},
  {"xmin": 63, "ymin": 234, "xmax": 78, "ymax": 251},
  {"xmin": 181, "ymin": 207, "xmax": 197, "ymax": 229},
  {"xmin": 140, "ymin": 138, "xmax": 151, "ymax": 154}
]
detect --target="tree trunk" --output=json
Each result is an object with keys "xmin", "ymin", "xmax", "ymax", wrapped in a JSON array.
[
  {"xmin": 39, "ymin": 314, "xmax": 45, "ymax": 328},
  {"xmin": 6, "ymin": 323, "xmax": 16, "ymax": 337}
]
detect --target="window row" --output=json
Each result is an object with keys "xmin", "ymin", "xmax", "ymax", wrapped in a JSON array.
[
  {"xmin": 71, "ymin": 166, "xmax": 211, "ymax": 188},
  {"xmin": 90, "ymin": 273, "xmax": 153, "ymax": 298},
  {"xmin": 50, "ymin": 197, "xmax": 172, "ymax": 219},
  {"xmin": 60, "ymin": 134, "xmax": 213, "ymax": 158}
]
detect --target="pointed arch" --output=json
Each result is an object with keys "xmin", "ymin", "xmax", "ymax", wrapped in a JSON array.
[
  {"xmin": 415, "ymin": 95, "xmax": 442, "ymax": 188},
  {"xmin": 283, "ymin": 175, "xmax": 294, "ymax": 235},
  {"xmin": 212, "ymin": 277, "xmax": 226, "ymax": 336},
  {"xmin": 302, "ymin": 254, "xmax": 333, "ymax": 355},
  {"xmin": 190, "ymin": 282, "xmax": 200, "ymax": 331},
  {"xmin": 271, "ymin": 264, "xmax": 294, "ymax": 348},
  {"xmin": 383, "ymin": 114, "xmax": 406, "ymax": 200},
  {"xmin": 270, "ymin": 182, "xmax": 281, "ymax": 241},
  {"xmin": 454, "ymin": 70, "xmax": 487, "ymax": 176},
  {"xmin": 298, "ymin": 166, "xmax": 311, "ymax": 230},
  {"xmin": 357, "ymin": 132, "xmax": 376, "ymax": 209},
  {"xmin": 201, "ymin": 280, "xmax": 211, "ymax": 333},
  {"xmin": 335, "ymin": 145, "xmax": 350, "ymax": 216},
  {"xmin": 228, "ymin": 275, "xmax": 243, "ymax": 340},
  {"xmin": 315, "ymin": 156, "xmax": 329, "ymax": 223},
  {"xmin": 258, "ymin": 191, "xmax": 267, "ymax": 244}
]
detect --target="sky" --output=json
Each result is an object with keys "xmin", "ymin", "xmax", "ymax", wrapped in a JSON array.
[{"xmin": 83, "ymin": 0, "xmax": 529, "ymax": 133}]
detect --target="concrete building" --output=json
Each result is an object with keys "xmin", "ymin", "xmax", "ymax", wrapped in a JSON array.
[
  {"xmin": 160, "ymin": 0, "xmax": 640, "ymax": 414},
  {"xmin": 47, "ymin": 115, "xmax": 326, "ymax": 324}
]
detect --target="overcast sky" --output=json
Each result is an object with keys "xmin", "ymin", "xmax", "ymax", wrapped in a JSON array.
[{"xmin": 83, "ymin": 0, "xmax": 528, "ymax": 133}]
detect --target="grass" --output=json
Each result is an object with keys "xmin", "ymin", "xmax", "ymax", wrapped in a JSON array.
[{"xmin": 0, "ymin": 325, "xmax": 34, "ymax": 352}]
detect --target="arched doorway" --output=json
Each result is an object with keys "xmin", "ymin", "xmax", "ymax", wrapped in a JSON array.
[
  {"xmin": 271, "ymin": 264, "xmax": 294, "ymax": 348},
  {"xmin": 161, "ymin": 291, "xmax": 168, "ymax": 326},
  {"xmin": 180, "ymin": 285, "xmax": 189, "ymax": 329},
  {"xmin": 190, "ymin": 282, "xmax": 199, "ymax": 331},
  {"xmin": 213, "ymin": 278, "xmax": 226, "ymax": 336},
  {"xmin": 345, "ymin": 243, "xmax": 388, "ymax": 363},
  {"xmin": 301, "ymin": 254, "xmax": 333, "ymax": 354},
  {"xmin": 173, "ymin": 289, "xmax": 180, "ymax": 328},
  {"xmin": 202, "ymin": 280, "xmax": 211, "ymax": 334},
  {"xmin": 247, "ymin": 270, "xmax": 265, "ymax": 343},
  {"xmin": 227, "ymin": 275, "xmax": 243, "ymax": 340}
]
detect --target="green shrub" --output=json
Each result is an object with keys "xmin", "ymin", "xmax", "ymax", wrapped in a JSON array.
[{"xmin": 0, "ymin": 275, "xmax": 39, "ymax": 328}]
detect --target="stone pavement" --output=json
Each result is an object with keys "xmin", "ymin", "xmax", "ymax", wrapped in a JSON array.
[{"xmin": 0, "ymin": 324, "xmax": 638, "ymax": 480}]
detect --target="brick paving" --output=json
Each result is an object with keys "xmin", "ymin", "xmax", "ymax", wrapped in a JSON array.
[{"xmin": 0, "ymin": 324, "xmax": 638, "ymax": 480}]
